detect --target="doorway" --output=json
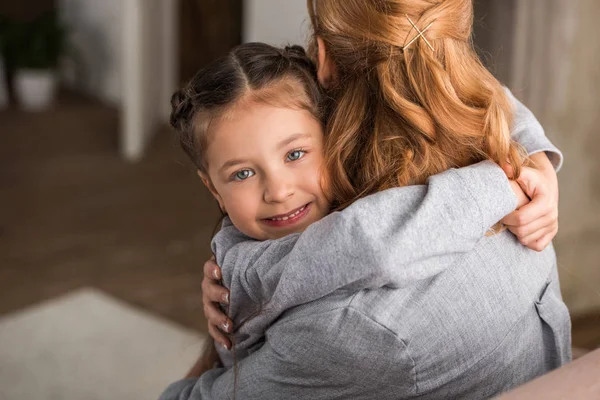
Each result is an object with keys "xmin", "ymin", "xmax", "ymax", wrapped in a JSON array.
[{"xmin": 178, "ymin": 0, "xmax": 243, "ymax": 83}]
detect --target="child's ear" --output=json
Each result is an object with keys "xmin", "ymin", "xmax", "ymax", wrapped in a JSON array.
[
  {"xmin": 198, "ymin": 171, "xmax": 226, "ymax": 213},
  {"xmin": 316, "ymin": 37, "xmax": 336, "ymax": 88}
]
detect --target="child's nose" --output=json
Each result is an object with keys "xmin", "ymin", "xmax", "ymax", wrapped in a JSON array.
[{"xmin": 263, "ymin": 175, "xmax": 294, "ymax": 204}]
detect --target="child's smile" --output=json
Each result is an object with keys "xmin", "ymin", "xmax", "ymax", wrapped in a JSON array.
[{"xmin": 260, "ymin": 202, "xmax": 312, "ymax": 228}]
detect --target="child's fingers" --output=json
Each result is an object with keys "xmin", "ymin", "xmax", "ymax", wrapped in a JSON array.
[
  {"xmin": 503, "ymin": 212, "xmax": 554, "ymax": 239},
  {"xmin": 518, "ymin": 223, "xmax": 556, "ymax": 251},
  {"xmin": 208, "ymin": 323, "xmax": 231, "ymax": 350},
  {"xmin": 534, "ymin": 228, "xmax": 559, "ymax": 252},
  {"xmin": 501, "ymin": 195, "xmax": 551, "ymax": 228}
]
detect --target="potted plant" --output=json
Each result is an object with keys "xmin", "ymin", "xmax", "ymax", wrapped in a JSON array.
[
  {"xmin": 9, "ymin": 10, "xmax": 66, "ymax": 111},
  {"xmin": 0, "ymin": 15, "xmax": 9, "ymax": 109}
]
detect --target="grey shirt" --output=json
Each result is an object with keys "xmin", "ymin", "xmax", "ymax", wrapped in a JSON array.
[{"xmin": 160, "ymin": 91, "xmax": 569, "ymax": 399}]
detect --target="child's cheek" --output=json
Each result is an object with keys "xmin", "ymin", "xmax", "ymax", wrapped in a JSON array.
[{"xmin": 224, "ymin": 186, "xmax": 259, "ymax": 223}]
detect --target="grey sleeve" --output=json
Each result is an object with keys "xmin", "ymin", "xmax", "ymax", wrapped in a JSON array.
[
  {"xmin": 218, "ymin": 161, "xmax": 517, "ymax": 310},
  {"xmin": 506, "ymin": 88, "xmax": 563, "ymax": 171},
  {"xmin": 158, "ymin": 308, "xmax": 414, "ymax": 400}
]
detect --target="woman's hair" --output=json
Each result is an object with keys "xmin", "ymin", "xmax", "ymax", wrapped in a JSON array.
[
  {"xmin": 308, "ymin": 0, "xmax": 527, "ymax": 209},
  {"xmin": 170, "ymin": 42, "xmax": 326, "ymax": 174}
]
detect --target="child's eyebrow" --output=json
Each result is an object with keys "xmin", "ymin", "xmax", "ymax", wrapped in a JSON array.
[
  {"xmin": 277, "ymin": 133, "xmax": 311, "ymax": 150},
  {"xmin": 219, "ymin": 158, "xmax": 248, "ymax": 174}
]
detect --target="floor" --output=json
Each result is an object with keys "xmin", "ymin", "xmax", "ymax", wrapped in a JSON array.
[
  {"xmin": 0, "ymin": 288, "xmax": 205, "ymax": 400},
  {"xmin": 1, "ymin": 92, "xmax": 218, "ymax": 333},
  {"xmin": 1, "ymin": 92, "xmax": 599, "ymax": 350}
]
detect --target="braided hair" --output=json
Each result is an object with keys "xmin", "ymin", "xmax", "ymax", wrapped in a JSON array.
[{"xmin": 170, "ymin": 42, "xmax": 326, "ymax": 173}]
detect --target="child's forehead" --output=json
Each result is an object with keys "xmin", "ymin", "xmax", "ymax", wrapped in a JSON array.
[
  {"xmin": 200, "ymin": 78, "xmax": 323, "ymax": 153},
  {"xmin": 203, "ymin": 103, "xmax": 321, "ymax": 153},
  {"xmin": 215, "ymin": 102, "xmax": 320, "ymax": 137},
  {"xmin": 229, "ymin": 79, "xmax": 314, "ymax": 117}
]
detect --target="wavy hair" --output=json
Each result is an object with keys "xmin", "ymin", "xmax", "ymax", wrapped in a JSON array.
[{"xmin": 308, "ymin": 0, "xmax": 527, "ymax": 209}]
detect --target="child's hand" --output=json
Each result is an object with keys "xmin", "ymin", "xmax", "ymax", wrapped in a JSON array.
[
  {"xmin": 202, "ymin": 256, "xmax": 232, "ymax": 349},
  {"xmin": 501, "ymin": 153, "xmax": 559, "ymax": 252}
]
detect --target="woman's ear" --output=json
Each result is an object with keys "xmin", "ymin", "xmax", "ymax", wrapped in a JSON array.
[
  {"xmin": 198, "ymin": 170, "xmax": 226, "ymax": 213},
  {"xmin": 316, "ymin": 37, "xmax": 336, "ymax": 88}
]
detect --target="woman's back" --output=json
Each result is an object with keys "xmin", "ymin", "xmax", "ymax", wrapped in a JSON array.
[{"xmin": 263, "ymin": 232, "xmax": 570, "ymax": 399}]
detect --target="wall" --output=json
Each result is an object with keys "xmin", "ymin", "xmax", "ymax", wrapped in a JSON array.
[
  {"xmin": 61, "ymin": 0, "xmax": 311, "ymax": 104},
  {"xmin": 59, "ymin": 0, "xmax": 123, "ymax": 105},
  {"xmin": 243, "ymin": 0, "xmax": 310, "ymax": 46},
  {"xmin": 473, "ymin": 0, "xmax": 516, "ymax": 86},
  {"xmin": 60, "ymin": 0, "xmax": 176, "ymax": 160},
  {"xmin": 121, "ymin": 0, "xmax": 176, "ymax": 161},
  {"xmin": 510, "ymin": 0, "xmax": 600, "ymax": 316},
  {"xmin": 544, "ymin": 1, "xmax": 600, "ymax": 316},
  {"xmin": 178, "ymin": 0, "xmax": 242, "ymax": 83}
]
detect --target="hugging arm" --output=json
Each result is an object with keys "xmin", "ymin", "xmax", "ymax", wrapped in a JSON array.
[
  {"xmin": 503, "ymin": 89, "xmax": 562, "ymax": 250},
  {"xmin": 215, "ymin": 161, "xmax": 518, "ymax": 316},
  {"xmin": 507, "ymin": 88, "xmax": 562, "ymax": 170},
  {"xmin": 216, "ymin": 91, "xmax": 562, "ymax": 299},
  {"xmin": 202, "ymin": 90, "xmax": 563, "ymax": 348}
]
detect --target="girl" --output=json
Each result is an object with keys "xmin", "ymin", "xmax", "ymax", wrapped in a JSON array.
[{"xmin": 160, "ymin": 36, "xmax": 567, "ymax": 400}]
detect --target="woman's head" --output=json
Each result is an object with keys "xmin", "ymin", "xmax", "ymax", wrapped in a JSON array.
[
  {"xmin": 170, "ymin": 43, "xmax": 331, "ymax": 240},
  {"xmin": 308, "ymin": 0, "xmax": 526, "ymax": 209}
]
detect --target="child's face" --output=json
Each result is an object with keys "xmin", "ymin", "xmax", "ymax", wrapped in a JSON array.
[{"xmin": 201, "ymin": 102, "xmax": 331, "ymax": 240}]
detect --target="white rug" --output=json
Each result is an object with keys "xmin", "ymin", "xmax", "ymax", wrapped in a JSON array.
[{"xmin": 0, "ymin": 288, "xmax": 206, "ymax": 400}]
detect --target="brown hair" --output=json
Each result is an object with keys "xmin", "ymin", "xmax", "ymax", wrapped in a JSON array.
[
  {"xmin": 308, "ymin": 0, "xmax": 527, "ymax": 209},
  {"xmin": 170, "ymin": 42, "xmax": 326, "ymax": 175}
]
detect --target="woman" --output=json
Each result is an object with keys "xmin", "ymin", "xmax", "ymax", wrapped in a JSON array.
[{"xmin": 164, "ymin": 1, "xmax": 568, "ymax": 398}]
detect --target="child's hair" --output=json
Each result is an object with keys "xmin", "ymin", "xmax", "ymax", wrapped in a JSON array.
[
  {"xmin": 170, "ymin": 42, "xmax": 326, "ymax": 174},
  {"xmin": 307, "ymin": 0, "xmax": 527, "ymax": 209},
  {"xmin": 169, "ymin": 43, "xmax": 326, "ymax": 393}
]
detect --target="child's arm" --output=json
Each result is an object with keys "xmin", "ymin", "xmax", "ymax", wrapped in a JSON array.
[
  {"xmin": 215, "ymin": 90, "xmax": 563, "ymax": 294},
  {"xmin": 503, "ymin": 88, "xmax": 561, "ymax": 250},
  {"xmin": 506, "ymin": 87, "xmax": 562, "ymax": 171},
  {"xmin": 214, "ymin": 161, "xmax": 517, "ymax": 319}
]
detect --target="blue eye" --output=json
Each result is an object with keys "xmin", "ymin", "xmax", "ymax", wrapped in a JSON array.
[
  {"xmin": 233, "ymin": 169, "xmax": 254, "ymax": 181},
  {"xmin": 287, "ymin": 150, "xmax": 306, "ymax": 162}
]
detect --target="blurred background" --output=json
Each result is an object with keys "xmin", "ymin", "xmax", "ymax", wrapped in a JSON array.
[{"xmin": 0, "ymin": 0, "xmax": 598, "ymax": 398}]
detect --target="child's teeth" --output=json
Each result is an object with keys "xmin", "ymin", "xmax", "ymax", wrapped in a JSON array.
[{"xmin": 271, "ymin": 205, "xmax": 307, "ymax": 221}]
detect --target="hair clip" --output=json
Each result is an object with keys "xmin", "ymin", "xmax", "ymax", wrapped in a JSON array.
[{"xmin": 402, "ymin": 14, "xmax": 435, "ymax": 52}]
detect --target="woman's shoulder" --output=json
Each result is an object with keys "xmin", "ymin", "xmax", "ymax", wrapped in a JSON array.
[{"xmin": 266, "ymin": 236, "xmax": 568, "ymax": 397}]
